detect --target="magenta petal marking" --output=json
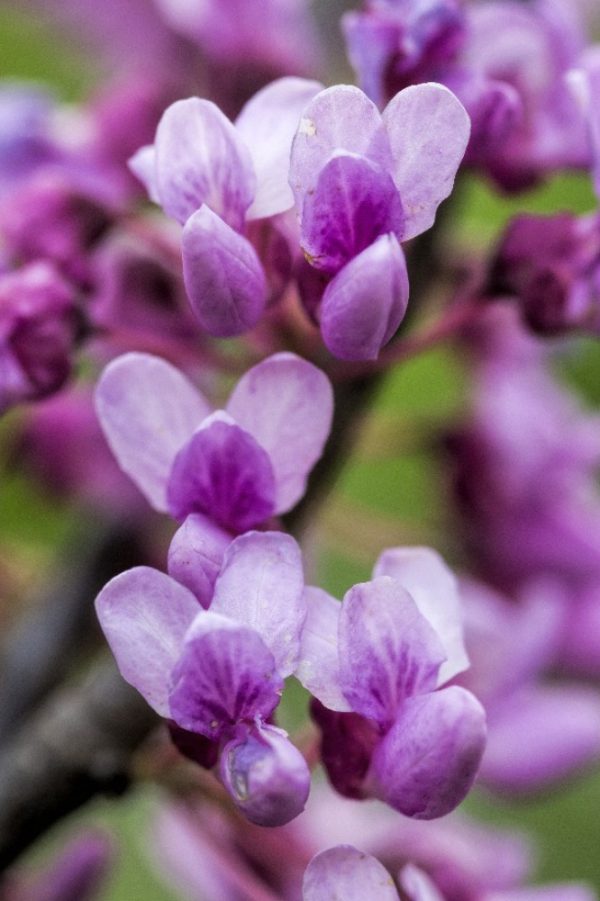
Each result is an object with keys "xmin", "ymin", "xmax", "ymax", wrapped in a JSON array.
[
  {"xmin": 369, "ymin": 686, "xmax": 486, "ymax": 819},
  {"xmin": 300, "ymin": 152, "xmax": 405, "ymax": 274},
  {"xmin": 169, "ymin": 613, "xmax": 283, "ymax": 739},
  {"xmin": 182, "ymin": 205, "xmax": 266, "ymax": 337},
  {"xmin": 95, "ymin": 567, "xmax": 199, "ymax": 717},
  {"xmin": 339, "ymin": 576, "xmax": 446, "ymax": 728},
  {"xmin": 166, "ymin": 415, "xmax": 276, "ymax": 533},
  {"xmin": 320, "ymin": 234, "xmax": 409, "ymax": 361}
]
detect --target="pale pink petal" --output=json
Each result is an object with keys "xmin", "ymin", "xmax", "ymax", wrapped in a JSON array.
[
  {"xmin": 374, "ymin": 547, "xmax": 469, "ymax": 685},
  {"xmin": 289, "ymin": 85, "xmax": 391, "ymax": 210},
  {"xmin": 382, "ymin": 83, "xmax": 470, "ymax": 240},
  {"xmin": 128, "ymin": 144, "xmax": 159, "ymax": 202},
  {"xmin": 210, "ymin": 531, "xmax": 305, "ymax": 677},
  {"xmin": 320, "ymin": 234, "xmax": 409, "ymax": 361},
  {"xmin": 167, "ymin": 513, "xmax": 231, "ymax": 608},
  {"xmin": 95, "ymin": 566, "xmax": 199, "ymax": 716},
  {"xmin": 369, "ymin": 686, "xmax": 486, "ymax": 819},
  {"xmin": 236, "ymin": 76, "xmax": 324, "ymax": 220},
  {"xmin": 303, "ymin": 846, "xmax": 400, "ymax": 901},
  {"xmin": 400, "ymin": 865, "xmax": 445, "ymax": 901},
  {"xmin": 480, "ymin": 685, "xmax": 600, "ymax": 794},
  {"xmin": 296, "ymin": 586, "xmax": 350, "ymax": 712},
  {"xmin": 94, "ymin": 353, "xmax": 210, "ymax": 512},
  {"xmin": 154, "ymin": 97, "xmax": 255, "ymax": 228},
  {"xmin": 226, "ymin": 352, "xmax": 333, "ymax": 513}
]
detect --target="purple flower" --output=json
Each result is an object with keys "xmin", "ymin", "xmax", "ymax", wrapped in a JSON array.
[
  {"xmin": 96, "ymin": 530, "xmax": 310, "ymax": 825},
  {"xmin": 153, "ymin": 0, "xmax": 322, "ymax": 78},
  {"xmin": 89, "ymin": 229, "xmax": 197, "ymax": 342},
  {"xmin": 6, "ymin": 830, "xmax": 112, "ymax": 901},
  {"xmin": 303, "ymin": 845, "xmax": 403, "ymax": 900},
  {"xmin": 94, "ymin": 350, "xmax": 333, "ymax": 540},
  {"xmin": 0, "ymin": 84, "xmax": 60, "ymax": 198},
  {"xmin": 487, "ymin": 212, "xmax": 600, "ymax": 335},
  {"xmin": 296, "ymin": 547, "xmax": 486, "ymax": 819},
  {"xmin": 18, "ymin": 386, "xmax": 146, "ymax": 514},
  {"xmin": 343, "ymin": 0, "xmax": 466, "ymax": 107},
  {"xmin": 343, "ymin": 0, "xmax": 588, "ymax": 189},
  {"xmin": 0, "ymin": 262, "xmax": 79, "ymax": 413},
  {"xmin": 288, "ymin": 81, "xmax": 469, "ymax": 359},
  {"xmin": 301, "ymin": 844, "xmax": 597, "ymax": 901},
  {"xmin": 130, "ymin": 77, "xmax": 323, "ymax": 336},
  {"xmin": 1, "ymin": 171, "xmax": 114, "ymax": 287},
  {"xmin": 456, "ymin": 578, "xmax": 600, "ymax": 794}
]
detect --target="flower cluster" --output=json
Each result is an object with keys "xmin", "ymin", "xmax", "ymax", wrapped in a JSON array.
[
  {"xmin": 3, "ymin": 0, "xmax": 600, "ymax": 897},
  {"xmin": 132, "ymin": 76, "xmax": 469, "ymax": 359}
]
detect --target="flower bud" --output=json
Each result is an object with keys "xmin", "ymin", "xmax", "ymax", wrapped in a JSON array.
[{"xmin": 219, "ymin": 724, "xmax": 310, "ymax": 826}]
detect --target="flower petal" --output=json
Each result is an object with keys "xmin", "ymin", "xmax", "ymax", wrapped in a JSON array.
[
  {"xmin": 302, "ymin": 846, "xmax": 400, "ymax": 901},
  {"xmin": 182, "ymin": 205, "xmax": 266, "ymax": 337},
  {"xmin": 320, "ymin": 234, "xmax": 409, "ymax": 361},
  {"xmin": 296, "ymin": 586, "xmax": 350, "ymax": 711},
  {"xmin": 479, "ymin": 685, "xmax": 600, "ymax": 794},
  {"xmin": 95, "ymin": 567, "xmax": 199, "ymax": 716},
  {"xmin": 400, "ymin": 865, "xmax": 445, "ymax": 901},
  {"xmin": 226, "ymin": 351, "xmax": 333, "ymax": 513},
  {"xmin": 169, "ymin": 612, "xmax": 283, "ymax": 738},
  {"xmin": 374, "ymin": 547, "xmax": 469, "ymax": 685},
  {"xmin": 167, "ymin": 513, "xmax": 231, "ymax": 608},
  {"xmin": 128, "ymin": 144, "xmax": 159, "ymax": 202},
  {"xmin": 95, "ymin": 353, "xmax": 210, "ymax": 512},
  {"xmin": 166, "ymin": 414, "xmax": 276, "ymax": 533},
  {"xmin": 311, "ymin": 700, "xmax": 380, "ymax": 800},
  {"xmin": 154, "ymin": 97, "xmax": 255, "ymax": 228},
  {"xmin": 220, "ymin": 723, "xmax": 310, "ymax": 826},
  {"xmin": 211, "ymin": 532, "xmax": 306, "ymax": 677},
  {"xmin": 236, "ymin": 77, "xmax": 324, "ymax": 220},
  {"xmin": 289, "ymin": 85, "xmax": 391, "ymax": 210},
  {"xmin": 300, "ymin": 152, "xmax": 404, "ymax": 274},
  {"xmin": 339, "ymin": 577, "xmax": 446, "ymax": 727},
  {"xmin": 210, "ymin": 531, "xmax": 305, "ymax": 677},
  {"xmin": 486, "ymin": 888, "xmax": 597, "ymax": 901},
  {"xmin": 339, "ymin": 576, "xmax": 445, "ymax": 727},
  {"xmin": 382, "ymin": 83, "xmax": 470, "ymax": 240},
  {"xmin": 369, "ymin": 686, "xmax": 486, "ymax": 819}
]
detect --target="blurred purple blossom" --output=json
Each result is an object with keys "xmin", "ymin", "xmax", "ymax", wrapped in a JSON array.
[
  {"xmin": 344, "ymin": 0, "xmax": 589, "ymax": 189},
  {"xmin": 0, "ymin": 262, "xmax": 79, "ymax": 412}
]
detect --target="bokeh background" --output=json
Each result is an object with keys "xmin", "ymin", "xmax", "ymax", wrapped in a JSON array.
[{"xmin": 1, "ymin": 1, "xmax": 599, "ymax": 897}]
